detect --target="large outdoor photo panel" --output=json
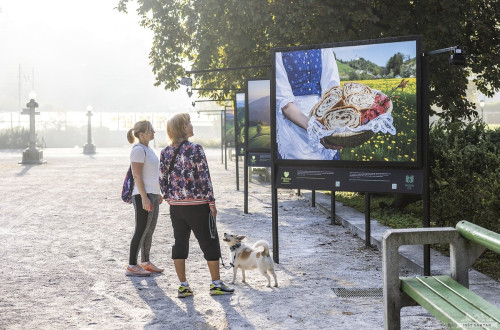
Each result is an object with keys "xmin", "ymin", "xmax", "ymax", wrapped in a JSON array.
[
  {"xmin": 246, "ymin": 79, "xmax": 271, "ymax": 152},
  {"xmin": 272, "ymin": 36, "xmax": 422, "ymax": 167},
  {"xmin": 235, "ymin": 93, "xmax": 246, "ymax": 156}
]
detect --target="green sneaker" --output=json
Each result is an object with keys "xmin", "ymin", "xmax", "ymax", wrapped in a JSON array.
[
  {"xmin": 177, "ymin": 285, "xmax": 194, "ymax": 298},
  {"xmin": 209, "ymin": 281, "xmax": 235, "ymax": 295}
]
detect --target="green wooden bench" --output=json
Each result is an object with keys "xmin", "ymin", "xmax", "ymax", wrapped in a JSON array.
[{"xmin": 383, "ymin": 220, "xmax": 500, "ymax": 329}]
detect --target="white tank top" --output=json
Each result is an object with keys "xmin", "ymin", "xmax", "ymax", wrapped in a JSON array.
[{"xmin": 130, "ymin": 144, "xmax": 161, "ymax": 195}]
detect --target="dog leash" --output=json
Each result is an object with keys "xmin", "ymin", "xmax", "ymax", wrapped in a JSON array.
[
  {"xmin": 209, "ymin": 212, "xmax": 234, "ymax": 270},
  {"xmin": 220, "ymin": 254, "xmax": 234, "ymax": 270}
]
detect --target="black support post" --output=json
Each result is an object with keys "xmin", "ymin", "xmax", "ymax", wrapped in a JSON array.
[
  {"xmin": 224, "ymin": 144, "xmax": 227, "ymax": 170},
  {"xmin": 235, "ymin": 151, "xmax": 239, "ymax": 191},
  {"xmin": 244, "ymin": 154, "xmax": 248, "ymax": 214},
  {"xmin": 422, "ymin": 54, "xmax": 431, "ymax": 276},
  {"xmin": 272, "ymin": 187, "xmax": 279, "ymax": 263},
  {"xmin": 365, "ymin": 193, "xmax": 371, "ymax": 248},
  {"xmin": 220, "ymin": 112, "xmax": 224, "ymax": 164},
  {"xmin": 331, "ymin": 191, "xmax": 336, "ymax": 225}
]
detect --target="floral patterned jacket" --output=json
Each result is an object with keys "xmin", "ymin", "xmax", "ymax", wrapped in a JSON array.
[{"xmin": 159, "ymin": 141, "xmax": 215, "ymax": 206}]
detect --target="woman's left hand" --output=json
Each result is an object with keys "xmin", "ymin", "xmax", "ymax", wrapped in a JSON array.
[
  {"xmin": 209, "ymin": 205, "xmax": 217, "ymax": 218},
  {"xmin": 158, "ymin": 194, "xmax": 163, "ymax": 205}
]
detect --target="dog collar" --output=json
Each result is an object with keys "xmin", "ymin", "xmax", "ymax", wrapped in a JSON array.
[{"xmin": 230, "ymin": 243, "xmax": 241, "ymax": 252}]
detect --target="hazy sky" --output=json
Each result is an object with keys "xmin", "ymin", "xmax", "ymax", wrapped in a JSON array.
[
  {"xmin": 247, "ymin": 79, "xmax": 270, "ymax": 103},
  {"xmin": 0, "ymin": 0, "xmax": 193, "ymax": 113}
]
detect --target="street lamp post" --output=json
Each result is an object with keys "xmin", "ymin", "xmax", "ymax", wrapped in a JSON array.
[
  {"xmin": 479, "ymin": 100, "xmax": 485, "ymax": 121},
  {"xmin": 83, "ymin": 105, "xmax": 95, "ymax": 155},
  {"xmin": 83, "ymin": 105, "xmax": 96, "ymax": 154},
  {"xmin": 21, "ymin": 91, "xmax": 44, "ymax": 164}
]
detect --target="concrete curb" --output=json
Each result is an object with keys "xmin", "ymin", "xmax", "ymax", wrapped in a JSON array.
[{"xmin": 302, "ymin": 191, "xmax": 500, "ymax": 304}]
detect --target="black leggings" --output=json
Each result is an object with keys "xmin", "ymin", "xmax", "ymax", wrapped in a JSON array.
[
  {"xmin": 129, "ymin": 194, "xmax": 159, "ymax": 265},
  {"xmin": 170, "ymin": 204, "xmax": 221, "ymax": 261}
]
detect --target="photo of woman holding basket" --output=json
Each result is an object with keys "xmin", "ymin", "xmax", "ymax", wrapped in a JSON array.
[
  {"xmin": 159, "ymin": 113, "xmax": 234, "ymax": 297},
  {"xmin": 275, "ymin": 48, "xmax": 342, "ymax": 160}
]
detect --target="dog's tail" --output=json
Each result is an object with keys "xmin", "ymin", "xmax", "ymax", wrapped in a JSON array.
[{"xmin": 253, "ymin": 240, "xmax": 270, "ymax": 257}]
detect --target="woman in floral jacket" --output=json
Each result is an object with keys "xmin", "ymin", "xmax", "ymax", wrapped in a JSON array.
[{"xmin": 160, "ymin": 113, "xmax": 234, "ymax": 297}]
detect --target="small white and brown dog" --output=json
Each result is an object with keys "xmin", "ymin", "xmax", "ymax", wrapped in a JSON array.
[{"xmin": 223, "ymin": 233, "xmax": 278, "ymax": 287}]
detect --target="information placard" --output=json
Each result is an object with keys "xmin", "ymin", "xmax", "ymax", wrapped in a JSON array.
[
  {"xmin": 247, "ymin": 152, "xmax": 272, "ymax": 167},
  {"xmin": 275, "ymin": 167, "xmax": 423, "ymax": 194}
]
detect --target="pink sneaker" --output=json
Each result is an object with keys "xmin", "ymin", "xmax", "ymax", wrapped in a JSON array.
[
  {"xmin": 140, "ymin": 262, "xmax": 164, "ymax": 273},
  {"xmin": 125, "ymin": 265, "xmax": 151, "ymax": 277}
]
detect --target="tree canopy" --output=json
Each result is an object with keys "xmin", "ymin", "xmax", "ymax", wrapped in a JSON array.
[{"xmin": 117, "ymin": 0, "xmax": 500, "ymax": 122}]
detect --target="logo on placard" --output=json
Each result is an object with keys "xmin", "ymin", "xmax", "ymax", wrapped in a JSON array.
[
  {"xmin": 251, "ymin": 155, "xmax": 256, "ymax": 164},
  {"xmin": 405, "ymin": 174, "xmax": 415, "ymax": 190},
  {"xmin": 281, "ymin": 171, "xmax": 291, "ymax": 184}
]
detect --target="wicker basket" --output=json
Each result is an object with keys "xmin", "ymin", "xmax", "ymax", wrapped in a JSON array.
[
  {"xmin": 309, "ymin": 84, "xmax": 393, "ymax": 148},
  {"xmin": 323, "ymin": 130, "xmax": 374, "ymax": 148}
]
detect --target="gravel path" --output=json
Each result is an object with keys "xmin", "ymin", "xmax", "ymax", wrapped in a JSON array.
[{"xmin": 0, "ymin": 148, "xmax": 443, "ymax": 329}]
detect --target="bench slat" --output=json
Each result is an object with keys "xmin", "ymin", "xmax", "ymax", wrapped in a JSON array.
[
  {"xmin": 435, "ymin": 276, "xmax": 500, "ymax": 324},
  {"xmin": 401, "ymin": 276, "xmax": 500, "ymax": 329}
]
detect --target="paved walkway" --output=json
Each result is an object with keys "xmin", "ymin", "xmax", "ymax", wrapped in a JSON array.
[{"xmin": 0, "ymin": 147, "xmax": 496, "ymax": 329}]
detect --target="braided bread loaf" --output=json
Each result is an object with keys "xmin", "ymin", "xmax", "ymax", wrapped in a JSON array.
[
  {"xmin": 322, "ymin": 106, "xmax": 361, "ymax": 130},
  {"xmin": 310, "ymin": 82, "xmax": 376, "ymax": 130}
]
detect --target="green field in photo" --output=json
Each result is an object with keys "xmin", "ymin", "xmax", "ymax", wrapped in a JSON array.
[
  {"xmin": 339, "ymin": 78, "xmax": 418, "ymax": 162},
  {"xmin": 248, "ymin": 125, "xmax": 271, "ymax": 150}
]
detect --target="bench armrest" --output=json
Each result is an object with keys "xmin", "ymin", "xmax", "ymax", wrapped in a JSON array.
[
  {"xmin": 383, "ymin": 228, "xmax": 460, "ymax": 330},
  {"xmin": 457, "ymin": 220, "xmax": 500, "ymax": 254}
]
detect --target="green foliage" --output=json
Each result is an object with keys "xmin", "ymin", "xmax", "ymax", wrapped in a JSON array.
[
  {"xmin": 338, "ymin": 55, "xmax": 416, "ymax": 80},
  {"xmin": 385, "ymin": 53, "xmax": 404, "ymax": 76},
  {"xmin": 401, "ymin": 59, "xmax": 416, "ymax": 78},
  {"xmin": 337, "ymin": 60, "xmax": 356, "ymax": 80},
  {"xmin": 117, "ymin": 0, "xmax": 500, "ymax": 123},
  {"xmin": 338, "ymin": 57, "xmax": 381, "ymax": 77},
  {"xmin": 0, "ymin": 127, "xmax": 36, "ymax": 149},
  {"xmin": 334, "ymin": 192, "xmax": 423, "ymax": 229},
  {"xmin": 429, "ymin": 120, "xmax": 500, "ymax": 233}
]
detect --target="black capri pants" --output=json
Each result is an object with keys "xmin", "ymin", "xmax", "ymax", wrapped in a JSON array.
[{"xmin": 170, "ymin": 203, "xmax": 221, "ymax": 261}]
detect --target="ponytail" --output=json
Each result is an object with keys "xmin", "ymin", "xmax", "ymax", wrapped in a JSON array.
[
  {"xmin": 126, "ymin": 129, "xmax": 135, "ymax": 144},
  {"xmin": 127, "ymin": 120, "xmax": 151, "ymax": 144}
]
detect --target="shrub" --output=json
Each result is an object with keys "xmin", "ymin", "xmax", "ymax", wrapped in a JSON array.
[
  {"xmin": 429, "ymin": 120, "xmax": 500, "ymax": 232},
  {"xmin": 0, "ymin": 127, "xmax": 38, "ymax": 149}
]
